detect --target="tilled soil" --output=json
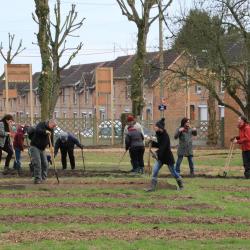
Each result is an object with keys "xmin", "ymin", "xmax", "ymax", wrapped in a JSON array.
[
  {"xmin": 3, "ymin": 228, "xmax": 250, "ymax": 243},
  {"xmin": 0, "ymin": 214, "xmax": 249, "ymax": 226},
  {"xmin": 0, "ymin": 201, "xmax": 222, "ymax": 211},
  {"xmin": 0, "ymin": 192, "xmax": 194, "ymax": 201},
  {"xmin": 0, "ymin": 168, "xmax": 246, "ymax": 179}
]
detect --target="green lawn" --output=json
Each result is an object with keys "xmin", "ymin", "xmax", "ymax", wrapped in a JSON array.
[{"xmin": 0, "ymin": 149, "xmax": 249, "ymax": 249}]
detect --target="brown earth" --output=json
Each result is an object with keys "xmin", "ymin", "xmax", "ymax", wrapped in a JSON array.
[
  {"xmin": 0, "ymin": 201, "xmax": 221, "ymax": 211},
  {"xmin": 3, "ymin": 228, "xmax": 250, "ymax": 243},
  {"xmin": 0, "ymin": 192, "xmax": 194, "ymax": 201},
  {"xmin": 0, "ymin": 215, "xmax": 249, "ymax": 226}
]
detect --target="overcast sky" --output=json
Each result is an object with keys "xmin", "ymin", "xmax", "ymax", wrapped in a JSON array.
[{"xmin": 0, "ymin": 0, "xmax": 192, "ymax": 73}]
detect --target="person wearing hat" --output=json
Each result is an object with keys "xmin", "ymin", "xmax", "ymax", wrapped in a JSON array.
[
  {"xmin": 13, "ymin": 125, "xmax": 25, "ymax": 172},
  {"xmin": 123, "ymin": 114, "xmax": 144, "ymax": 172},
  {"xmin": 174, "ymin": 117, "xmax": 197, "ymax": 176},
  {"xmin": 54, "ymin": 131, "xmax": 83, "ymax": 170},
  {"xmin": 125, "ymin": 122, "xmax": 145, "ymax": 174},
  {"xmin": 146, "ymin": 118, "xmax": 183, "ymax": 191},
  {"xmin": 232, "ymin": 115, "xmax": 250, "ymax": 179}
]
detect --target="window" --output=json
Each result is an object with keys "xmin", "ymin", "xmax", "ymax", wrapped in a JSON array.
[
  {"xmin": 190, "ymin": 105, "xmax": 195, "ymax": 120},
  {"xmin": 54, "ymin": 111, "xmax": 58, "ymax": 119},
  {"xmin": 198, "ymin": 105, "xmax": 208, "ymax": 121},
  {"xmin": 195, "ymin": 85, "xmax": 202, "ymax": 94},
  {"xmin": 82, "ymin": 112, "xmax": 87, "ymax": 127},
  {"xmin": 220, "ymin": 81, "xmax": 225, "ymax": 93},
  {"xmin": 73, "ymin": 92, "xmax": 77, "ymax": 105},
  {"xmin": 219, "ymin": 105, "xmax": 225, "ymax": 119},
  {"xmin": 220, "ymin": 68, "xmax": 226, "ymax": 93},
  {"xmin": 126, "ymin": 85, "xmax": 131, "ymax": 99},
  {"xmin": 63, "ymin": 112, "xmax": 67, "ymax": 118}
]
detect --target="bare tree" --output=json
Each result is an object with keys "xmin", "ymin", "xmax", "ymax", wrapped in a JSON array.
[
  {"xmin": 116, "ymin": 0, "xmax": 173, "ymax": 117},
  {"xmin": 0, "ymin": 33, "xmax": 26, "ymax": 80},
  {"xmin": 33, "ymin": 0, "xmax": 84, "ymax": 120}
]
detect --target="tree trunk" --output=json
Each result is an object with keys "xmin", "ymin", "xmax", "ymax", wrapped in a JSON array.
[
  {"xmin": 35, "ymin": 0, "xmax": 53, "ymax": 121},
  {"xmin": 130, "ymin": 27, "xmax": 147, "ymax": 117},
  {"xmin": 207, "ymin": 92, "xmax": 218, "ymax": 145}
]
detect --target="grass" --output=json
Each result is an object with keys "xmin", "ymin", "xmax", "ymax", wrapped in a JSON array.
[{"xmin": 0, "ymin": 149, "xmax": 249, "ymax": 249}]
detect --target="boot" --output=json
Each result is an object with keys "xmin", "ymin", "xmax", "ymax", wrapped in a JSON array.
[
  {"xmin": 145, "ymin": 179, "xmax": 157, "ymax": 192},
  {"xmin": 176, "ymin": 178, "xmax": 184, "ymax": 190},
  {"xmin": 139, "ymin": 167, "xmax": 144, "ymax": 174}
]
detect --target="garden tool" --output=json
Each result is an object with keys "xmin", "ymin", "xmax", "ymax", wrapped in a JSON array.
[
  {"xmin": 78, "ymin": 131, "xmax": 86, "ymax": 172},
  {"xmin": 48, "ymin": 133, "xmax": 59, "ymax": 184},
  {"xmin": 118, "ymin": 150, "xmax": 127, "ymax": 169},
  {"xmin": 145, "ymin": 142, "xmax": 152, "ymax": 175},
  {"xmin": 25, "ymin": 134, "xmax": 34, "ymax": 175},
  {"xmin": 222, "ymin": 142, "xmax": 235, "ymax": 177}
]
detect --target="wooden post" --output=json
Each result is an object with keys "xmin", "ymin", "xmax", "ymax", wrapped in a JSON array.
[
  {"xmin": 95, "ymin": 69, "xmax": 99, "ymax": 144},
  {"xmin": 110, "ymin": 68, "xmax": 114, "ymax": 145},
  {"xmin": 29, "ymin": 64, "xmax": 34, "ymax": 125},
  {"xmin": 4, "ymin": 64, "xmax": 9, "ymax": 114}
]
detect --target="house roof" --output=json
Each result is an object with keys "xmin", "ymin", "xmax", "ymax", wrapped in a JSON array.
[{"xmin": 0, "ymin": 50, "xmax": 181, "ymax": 94}]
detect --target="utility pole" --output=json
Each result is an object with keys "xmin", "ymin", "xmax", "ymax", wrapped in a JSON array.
[{"xmin": 159, "ymin": 0, "xmax": 165, "ymax": 118}]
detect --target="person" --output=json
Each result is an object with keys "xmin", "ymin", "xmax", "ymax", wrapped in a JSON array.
[
  {"xmin": 123, "ymin": 115, "xmax": 144, "ymax": 172},
  {"xmin": 30, "ymin": 119, "xmax": 57, "ymax": 184},
  {"xmin": 232, "ymin": 115, "xmax": 250, "ymax": 179},
  {"xmin": 124, "ymin": 115, "xmax": 143, "ymax": 138},
  {"xmin": 54, "ymin": 132, "xmax": 83, "ymax": 170},
  {"xmin": 146, "ymin": 118, "xmax": 183, "ymax": 191},
  {"xmin": 0, "ymin": 114, "xmax": 15, "ymax": 172},
  {"xmin": 174, "ymin": 117, "xmax": 197, "ymax": 176},
  {"xmin": 125, "ymin": 123, "xmax": 145, "ymax": 173},
  {"xmin": 13, "ymin": 125, "xmax": 25, "ymax": 172}
]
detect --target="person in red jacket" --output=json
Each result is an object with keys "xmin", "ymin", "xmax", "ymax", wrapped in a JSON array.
[
  {"xmin": 13, "ymin": 125, "xmax": 25, "ymax": 171},
  {"xmin": 233, "ymin": 115, "xmax": 250, "ymax": 179}
]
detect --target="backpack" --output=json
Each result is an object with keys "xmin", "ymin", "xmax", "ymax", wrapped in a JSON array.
[{"xmin": 27, "ymin": 126, "xmax": 36, "ymax": 140}]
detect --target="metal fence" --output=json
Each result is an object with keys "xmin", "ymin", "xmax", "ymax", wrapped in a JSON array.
[{"xmin": 15, "ymin": 117, "xmax": 224, "ymax": 147}]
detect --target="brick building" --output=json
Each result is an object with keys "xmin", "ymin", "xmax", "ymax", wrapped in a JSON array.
[{"xmin": 0, "ymin": 49, "xmax": 228, "ymax": 145}]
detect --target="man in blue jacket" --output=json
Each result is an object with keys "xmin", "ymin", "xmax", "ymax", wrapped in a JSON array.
[{"xmin": 54, "ymin": 132, "xmax": 83, "ymax": 170}]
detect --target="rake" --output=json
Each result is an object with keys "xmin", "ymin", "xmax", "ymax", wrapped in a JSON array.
[
  {"xmin": 222, "ymin": 142, "xmax": 235, "ymax": 177},
  {"xmin": 48, "ymin": 133, "xmax": 60, "ymax": 184}
]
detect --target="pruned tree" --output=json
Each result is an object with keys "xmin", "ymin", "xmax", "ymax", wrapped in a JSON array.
[
  {"xmin": 172, "ymin": 0, "xmax": 250, "ymax": 121},
  {"xmin": 173, "ymin": 9, "xmax": 222, "ymax": 145},
  {"xmin": 0, "ymin": 33, "xmax": 26, "ymax": 80},
  {"xmin": 33, "ymin": 0, "xmax": 84, "ymax": 120},
  {"xmin": 116, "ymin": 0, "xmax": 173, "ymax": 117}
]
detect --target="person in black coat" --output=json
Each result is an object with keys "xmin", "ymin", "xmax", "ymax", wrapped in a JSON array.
[
  {"xmin": 30, "ymin": 119, "xmax": 57, "ymax": 184},
  {"xmin": 54, "ymin": 132, "xmax": 83, "ymax": 170},
  {"xmin": 146, "ymin": 118, "xmax": 183, "ymax": 191}
]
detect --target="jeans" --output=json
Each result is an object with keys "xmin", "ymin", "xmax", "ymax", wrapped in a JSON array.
[
  {"xmin": 175, "ymin": 155, "xmax": 194, "ymax": 174},
  {"xmin": 14, "ymin": 149, "xmax": 22, "ymax": 169},
  {"xmin": 30, "ymin": 146, "xmax": 48, "ymax": 180},
  {"xmin": 152, "ymin": 160, "xmax": 181, "ymax": 181}
]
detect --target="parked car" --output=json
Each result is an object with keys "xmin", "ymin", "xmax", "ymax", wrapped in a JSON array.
[
  {"xmin": 98, "ymin": 120, "xmax": 122, "ymax": 138},
  {"xmin": 80, "ymin": 128, "xmax": 94, "ymax": 138},
  {"xmin": 142, "ymin": 126, "xmax": 156, "ymax": 141}
]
